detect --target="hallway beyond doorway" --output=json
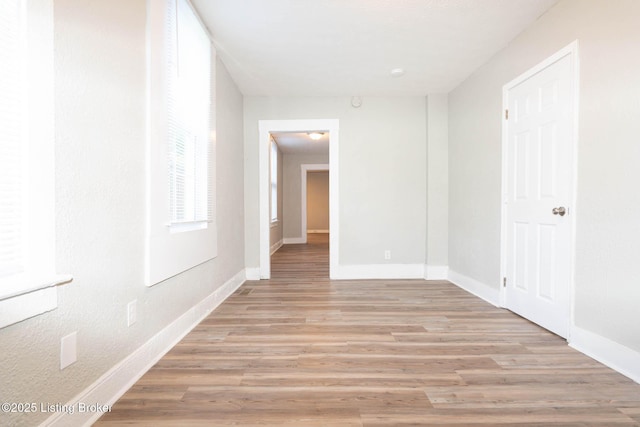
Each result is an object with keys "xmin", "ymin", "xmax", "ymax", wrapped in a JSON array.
[{"xmin": 271, "ymin": 233, "xmax": 329, "ymax": 279}]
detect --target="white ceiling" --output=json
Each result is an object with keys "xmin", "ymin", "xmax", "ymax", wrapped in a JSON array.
[
  {"xmin": 271, "ymin": 131, "xmax": 330, "ymax": 155},
  {"xmin": 192, "ymin": 0, "xmax": 559, "ymax": 97}
]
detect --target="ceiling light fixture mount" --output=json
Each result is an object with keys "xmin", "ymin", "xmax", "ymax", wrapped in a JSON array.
[
  {"xmin": 308, "ymin": 132, "xmax": 324, "ymax": 141},
  {"xmin": 390, "ymin": 68, "xmax": 405, "ymax": 77}
]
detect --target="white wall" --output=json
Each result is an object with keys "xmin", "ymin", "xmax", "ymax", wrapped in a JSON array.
[
  {"xmin": 426, "ymin": 94, "xmax": 449, "ymax": 270},
  {"xmin": 0, "ymin": 1, "xmax": 245, "ymax": 425},
  {"xmin": 244, "ymin": 96, "xmax": 427, "ymax": 269},
  {"xmin": 307, "ymin": 171, "xmax": 330, "ymax": 232},
  {"xmin": 282, "ymin": 153, "xmax": 329, "ymax": 240},
  {"xmin": 448, "ymin": 0, "xmax": 640, "ymax": 354}
]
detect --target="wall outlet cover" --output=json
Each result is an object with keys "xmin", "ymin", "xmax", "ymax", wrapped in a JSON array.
[
  {"xmin": 127, "ymin": 300, "xmax": 137, "ymax": 327},
  {"xmin": 60, "ymin": 331, "xmax": 77, "ymax": 370}
]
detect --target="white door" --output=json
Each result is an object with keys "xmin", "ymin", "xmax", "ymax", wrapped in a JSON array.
[{"xmin": 503, "ymin": 50, "xmax": 576, "ymax": 338}]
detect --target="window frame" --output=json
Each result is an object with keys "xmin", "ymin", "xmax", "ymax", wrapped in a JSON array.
[
  {"xmin": 145, "ymin": 0, "xmax": 217, "ymax": 287},
  {"xmin": 270, "ymin": 138, "xmax": 279, "ymax": 224},
  {"xmin": 0, "ymin": 0, "xmax": 72, "ymax": 329},
  {"xmin": 167, "ymin": 0, "xmax": 211, "ymax": 229}
]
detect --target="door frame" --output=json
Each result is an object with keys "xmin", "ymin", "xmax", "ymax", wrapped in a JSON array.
[
  {"xmin": 258, "ymin": 119, "xmax": 339, "ymax": 279},
  {"xmin": 301, "ymin": 164, "xmax": 330, "ymax": 241},
  {"xmin": 499, "ymin": 41, "xmax": 579, "ymax": 337}
]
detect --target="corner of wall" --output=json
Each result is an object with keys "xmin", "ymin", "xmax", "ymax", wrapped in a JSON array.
[
  {"xmin": 447, "ymin": 269, "xmax": 500, "ymax": 307},
  {"xmin": 424, "ymin": 265, "xmax": 449, "ymax": 280},
  {"xmin": 270, "ymin": 239, "xmax": 283, "ymax": 255},
  {"xmin": 245, "ymin": 268, "xmax": 261, "ymax": 280}
]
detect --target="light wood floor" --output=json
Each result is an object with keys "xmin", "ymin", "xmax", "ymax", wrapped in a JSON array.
[{"xmin": 96, "ymin": 233, "xmax": 640, "ymax": 426}]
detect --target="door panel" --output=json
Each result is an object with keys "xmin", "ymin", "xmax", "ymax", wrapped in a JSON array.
[{"xmin": 505, "ymin": 53, "xmax": 574, "ymax": 338}]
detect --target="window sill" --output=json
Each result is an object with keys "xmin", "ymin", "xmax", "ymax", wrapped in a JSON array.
[
  {"xmin": 167, "ymin": 220, "xmax": 210, "ymax": 234},
  {"xmin": 0, "ymin": 273, "xmax": 73, "ymax": 301},
  {"xmin": 0, "ymin": 274, "xmax": 73, "ymax": 329}
]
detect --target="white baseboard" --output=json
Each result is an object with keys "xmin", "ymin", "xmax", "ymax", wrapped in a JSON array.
[
  {"xmin": 270, "ymin": 239, "xmax": 283, "ymax": 255},
  {"xmin": 569, "ymin": 325, "xmax": 640, "ymax": 384},
  {"xmin": 283, "ymin": 237, "xmax": 306, "ymax": 244},
  {"xmin": 333, "ymin": 264, "xmax": 424, "ymax": 280},
  {"xmin": 445, "ymin": 272, "xmax": 640, "ymax": 385},
  {"xmin": 424, "ymin": 265, "xmax": 449, "ymax": 280},
  {"xmin": 244, "ymin": 268, "xmax": 261, "ymax": 280},
  {"xmin": 40, "ymin": 269, "xmax": 247, "ymax": 427},
  {"xmin": 307, "ymin": 229, "xmax": 329, "ymax": 234},
  {"xmin": 447, "ymin": 269, "xmax": 500, "ymax": 307}
]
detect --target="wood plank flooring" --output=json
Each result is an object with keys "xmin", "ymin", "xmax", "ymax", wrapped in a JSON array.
[{"xmin": 96, "ymin": 234, "xmax": 640, "ymax": 426}]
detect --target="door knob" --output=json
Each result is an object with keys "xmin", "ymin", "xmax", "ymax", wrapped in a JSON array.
[{"xmin": 552, "ymin": 207, "xmax": 567, "ymax": 216}]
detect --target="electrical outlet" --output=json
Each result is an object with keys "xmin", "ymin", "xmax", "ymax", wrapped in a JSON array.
[
  {"xmin": 60, "ymin": 332, "xmax": 77, "ymax": 370},
  {"xmin": 384, "ymin": 250, "xmax": 391, "ymax": 260},
  {"xmin": 127, "ymin": 300, "xmax": 137, "ymax": 327}
]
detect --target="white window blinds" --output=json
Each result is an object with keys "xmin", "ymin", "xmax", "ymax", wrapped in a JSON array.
[
  {"xmin": 146, "ymin": 0, "xmax": 217, "ymax": 286},
  {"xmin": 0, "ymin": 0, "xmax": 70, "ymax": 326},
  {"xmin": 167, "ymin": 0, "xmax": 211, "ymax": 225},
  {"xmin": 0, "ymin": 0, "xmax": 25, "ymax": 280}
]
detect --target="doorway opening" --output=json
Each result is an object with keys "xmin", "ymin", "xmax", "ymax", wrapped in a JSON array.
[
  {"xmin": 301, "ymin": 164, "xmax": 330, "ymax": 241},
  {"xmin": 258, "ymin": 119, "xmax": 339, "ymax": 279}
]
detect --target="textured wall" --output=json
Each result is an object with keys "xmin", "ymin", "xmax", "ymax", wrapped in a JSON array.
[
  {"xmin": 0, "ymin": 1, "xmax": 245, "ymax": 425},
  {"xmin": 426, "ymin": 94, "xmax": 449, "ymax": 267},
  {"xmin": 244, "ymin": 96, "xmax": 427, "ymax": 267},
  {"xmin": 448, "ymin": 0, "xmax": 640, "ymax": 351}
]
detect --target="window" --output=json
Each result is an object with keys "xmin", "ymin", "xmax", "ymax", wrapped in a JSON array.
[
  {"xmin": 0, "ymin": 0, "xmax": 71, "ymax": 328},
  {"xmin": 270, "ymin": 138, "xmax": 278, "ymax": 223},
  {"xmin": 146, "ymin": 0, "xmax": 216, "ymax": 286},
  {"xmin": 167, "ymin": 0, "xmax": 211, "ymax": 227}
]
